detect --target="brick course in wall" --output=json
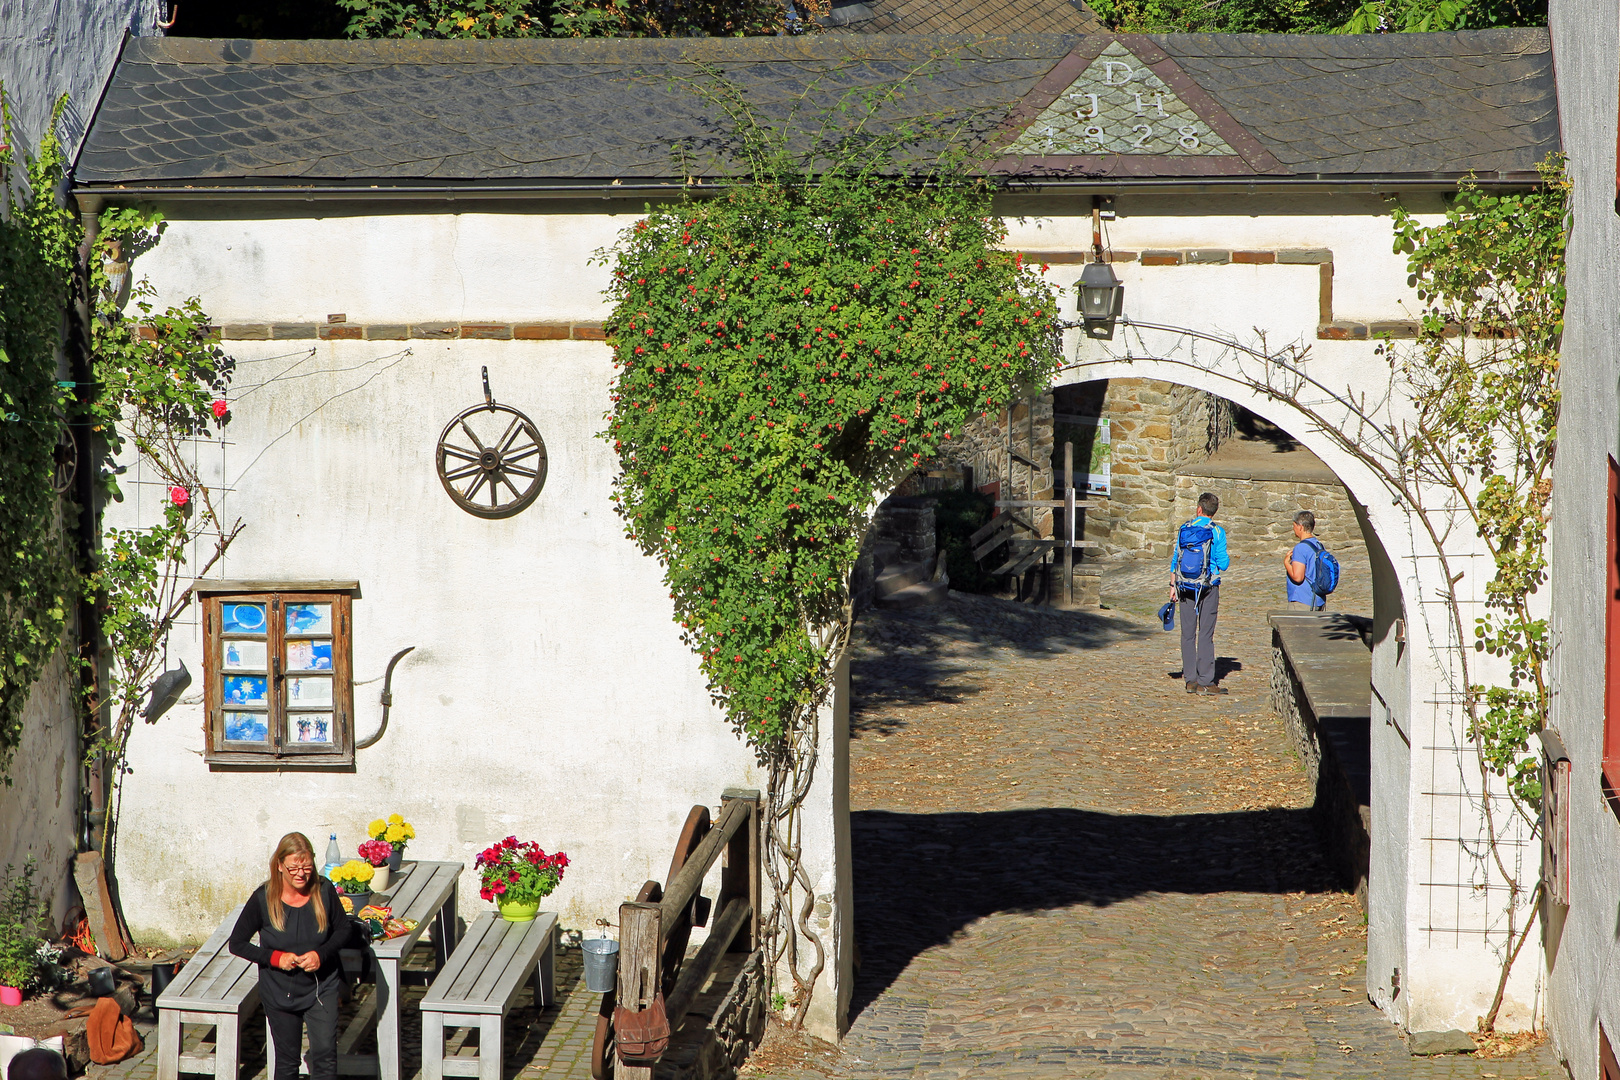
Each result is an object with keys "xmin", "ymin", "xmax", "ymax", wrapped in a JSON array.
[{"xmin": 143, "ymin": 320, "xmax": 610, "ymax": 342}]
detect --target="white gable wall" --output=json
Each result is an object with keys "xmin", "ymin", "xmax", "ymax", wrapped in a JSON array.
[{"xmin": 114, "ymin": 192, "xmax": 1535, "ymax": 1040}]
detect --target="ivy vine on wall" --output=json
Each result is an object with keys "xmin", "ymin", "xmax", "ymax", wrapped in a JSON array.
[
  {"xmin": 0, "ymin": 103, "xmax": 79, "ymax": 779},
  {"xmin": 598, "ymin": 67, "xmax": 1064, "ymax": 1020}
]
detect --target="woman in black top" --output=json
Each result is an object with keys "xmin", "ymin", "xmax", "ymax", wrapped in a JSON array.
[{"xmin": 229, "ymin": 832, "xmax": 348, "ymax": 1080}]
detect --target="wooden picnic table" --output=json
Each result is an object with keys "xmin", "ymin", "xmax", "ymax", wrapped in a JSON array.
[{"xmin": 161, "ymin": 860, "xmax": 462, "ymax": 1080}]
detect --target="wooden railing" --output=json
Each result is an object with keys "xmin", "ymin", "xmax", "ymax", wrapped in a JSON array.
[
  {"xmin": 595, "ymin": 787, "xmax": 760, "ymax": 1080},
  {"xmin": 971, "ymin": 440, "xmax": 1100, "ymax": 603}
]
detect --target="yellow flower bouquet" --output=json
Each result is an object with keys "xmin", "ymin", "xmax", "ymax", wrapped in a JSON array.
[
  {"xmin": 369, "ymin": 814, "xmax": 416, "ymax": 865},
  {"xmin": 330, "ymin": 859, "xmax": 375, "ymax": 895}
]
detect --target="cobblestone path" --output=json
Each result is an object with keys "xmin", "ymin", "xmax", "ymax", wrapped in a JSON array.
[{"xmin": 764, "ymin": 560, "xmax": 1560, "ymax": 1079}]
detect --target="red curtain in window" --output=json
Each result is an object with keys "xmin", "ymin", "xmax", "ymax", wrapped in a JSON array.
[{"xmin": 1605, "ymin": 457, "xmax": 1620, "ymax": 811}]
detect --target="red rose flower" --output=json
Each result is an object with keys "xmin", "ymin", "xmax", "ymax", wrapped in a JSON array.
[
  {"xmin": 169, "ymin": 486, "xmax": 189, "ymax": 507},
  {"xmin": 211, "ymin": 399, "xmax": 228, "ymax": 418}
]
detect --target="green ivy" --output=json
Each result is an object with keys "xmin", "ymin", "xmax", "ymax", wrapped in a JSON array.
[
  {"xmin": 598, "ymin": 76, "xmax": 1063, "ymax": 749},
  {"xmin": 338, "ymin": 0, "xmax": 793, "ymax": 37},
  {"xmin": 1389, "ymin": 157, "xmax": 1567, "ymax": 809},
  {"xmin": 0, "ymin": 101, "xmax": 80, "ymax": 779}
]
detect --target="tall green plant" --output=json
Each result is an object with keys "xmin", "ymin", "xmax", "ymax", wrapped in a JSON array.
[
  {"xmin": 0, "ymin": 859, "xmax": 49, "ymax": 991},
  {"xmin": 598, "ymin": 65, "xmax": 1062, "ymax": 1021},
  {"xmin": 0, "ymin": 101, "xmax": 80, "ymax": 781}
]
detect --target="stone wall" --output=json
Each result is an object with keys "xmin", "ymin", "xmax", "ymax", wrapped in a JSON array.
[
  {"xmin": 1072, "ymin": 379, "xmax": 1225, "ymax": 560},
  {"xmin": 1172, "ymin": 474, "xmax": 1366, "ymax": 562},
  {"xmin": 656, "ymin": 949, "xmax": 768, "ymax": 1080},
  {"xmin": 942, "ymin": 395, "xmax": 1055, "ymax": 537}
]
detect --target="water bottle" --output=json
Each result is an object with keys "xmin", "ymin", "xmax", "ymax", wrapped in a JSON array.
[{"xmin": 322, "ymin": 833, "xmax": 342, "ymax": 879}]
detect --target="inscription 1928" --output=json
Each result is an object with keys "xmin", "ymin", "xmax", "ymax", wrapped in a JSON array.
[{"xmin": 1005, "ymin": 41, "xmax": 1237, "ymax": 158}]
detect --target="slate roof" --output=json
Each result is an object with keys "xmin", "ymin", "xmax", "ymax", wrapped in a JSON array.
[
  {"xmin": 72, "ymin": 30, "xmax": 1557, "ymax": 195},
  {"xmin": 821, "ymin": 0, "xmax": 1103, "ymax": 36}
]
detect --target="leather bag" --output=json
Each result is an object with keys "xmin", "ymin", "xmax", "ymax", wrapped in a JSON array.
[
  {"xmin": 84, "ymin": 997, "xmax": 144, "ymax": 1065},
  {"xmin": 613, "ymin": 992, "xmax": 671, "ymax": 1064}
]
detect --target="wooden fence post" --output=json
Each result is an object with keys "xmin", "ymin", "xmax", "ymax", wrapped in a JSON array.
[
  {"xmin": 719, "ymin": 788, "xmax": 761, "ymax": 952},
  {"xmin": 1063, "ymin": 441, "xmax": 1074, "ymax": 607},
  {"xmin": 616, "ymin": 902, "xmax": 661, "ymax": 1080}
]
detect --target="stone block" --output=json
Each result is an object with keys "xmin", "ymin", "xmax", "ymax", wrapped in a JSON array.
[
  {"xmin": 222, "ymin": 324, "xmax": 270, "ymax": 340},
  {"xmin": 1138, "ymin": 422, "xmax": 1172, "ymax": 439},
  {"xmin": 1408, "ymin": 1030, "xmax": 1476, "ymax": 1056},
  {"xmin": 1232, "ymin": 250, "xmax": 1276, "ymax": 264},
  {"xmin": 460, "ymin": 322, "xmax": 513, "ymax": 340},
  {"xmin": 319, "ymin": 324, "xmax": 363, "ymax": 340},
  {"xmin": 1368, "ymin": 320, "xmax": 1421, "ymax": 339},
  {"xmin": 1141, "ymin": 250, "xmax": 1183, "ymax": 266},
  {"xmin": 1277, "ymin": 248, "xmax": 1334, "ymax": 264},
  {"xmin": 1318, "ymin": 322, "xmax": 1369, "ymax": 341},
  {"xmin": 271, "ymin": 323, "xmax": 319, "ymax": 339},
  {"xmin": 514, "ymin": 323, "xmax": 570, "ymax": 340},
  {"xmin": 410, "ymin": 322, "xmax": 460, "ymax": 339},
  {"xmin": 573, "ymin": 324, "xmax": 607, "ymax": 340},
  {"xmin": 1185, "ymin": 249, "xmax": 1231, "ymax": 264},
  {"xmin": 365, "ymin": 324, "xmax": 410, "ymax": 340}
]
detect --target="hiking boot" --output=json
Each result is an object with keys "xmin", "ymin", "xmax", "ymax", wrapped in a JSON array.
[
  {"xmin": 1186, "ymin": 681, "xmax": 1197, "ymax": 694},
  {"xmin": 1198, "ymin": 684, "xmax": 1229, "ymax": 696}
]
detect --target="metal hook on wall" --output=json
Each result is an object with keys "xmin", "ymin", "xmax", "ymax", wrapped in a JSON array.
[
  {"xmin": 355, "ymin": 646, "xmax": 417, "ymax": 749},
  {"xmin": 156, "ymin": 2, "xmax": 179, "ymax": 28}
]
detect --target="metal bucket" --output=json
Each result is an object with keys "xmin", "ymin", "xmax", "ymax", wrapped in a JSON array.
[
  {"xmin": 580, "ymin": 938, "xmax": 619, "ymax": 993},
  {"xmin": 150, "ymin": 962, "xmax": 179, "ymax": 997}
]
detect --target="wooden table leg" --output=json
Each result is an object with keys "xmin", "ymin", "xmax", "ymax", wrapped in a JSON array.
[
  {"xmin": 477, "ymin": 1016, "xmax": 503, "ymax": 1080},
  {"xmin": 217, "ymin": 1015, "xmax": 241, "ymax": 1080},
  {"xmin": 534, "ymin": 930, "xmax": 555, "ymax": 1010},
  {"xmin": 375, "ymin": 956, "xmax": 401, "ymax": 1080},
  {"xmin": 157, "ymin": 1011, "xmax": 180, "ymax": 1080},
  {"xmin": 419, "ymin": 1011, "xmax": 444, "ymax": 1080}
]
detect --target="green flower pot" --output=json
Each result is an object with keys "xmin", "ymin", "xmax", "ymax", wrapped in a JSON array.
[{"xmin": 497, "ymin": 898, "xmax": 540, "ymax": 923}]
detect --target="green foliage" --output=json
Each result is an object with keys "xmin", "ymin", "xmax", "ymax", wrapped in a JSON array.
[
  {"xmin": 0, "ymin": 100, "xmax": 80, "ymax": 780},
  {"xmin": 0, "ymin": 859, "xmax": 49, "ymax": 991},
  {"xmin": 1389, "ymin": 156, "xmax": 1567, "ymax": 809},
  {"xmin": 599, "ymin": 73, "xmax": 1062, "ymax": 749},
  {"xmin": 338, "ymin": 0, "xmax": 792, "ymax": 37},
  {"xmin": 933, "ymin": 489, "xmax": 998, "ymax": 594},
  {"xmin": 1088, "ymin": 0, "xmax": 1541, "ymax": 30}
]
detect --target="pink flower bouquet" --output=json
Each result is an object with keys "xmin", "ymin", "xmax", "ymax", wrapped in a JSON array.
[{"xmin": 358, "ymin": 839, "xmax": 393, "ymax": 868}]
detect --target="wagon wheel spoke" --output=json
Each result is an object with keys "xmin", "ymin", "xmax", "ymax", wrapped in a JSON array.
[
  {"xmin": 495, "ymin": 417, "xmax": 525, "ymax": 454},
  {"xmin": 445, "ymin": 463, "xmax": 484, "ymax": 482},
  {"xmin": 497, "ymin": 471, "xmax": 525, "ymax": 500},
  {"xmin": 441, "ymin": 444, "xmax": 481, "ymax": 464},
  {"xmin": 463, "ymin": 473, "xmax": 489, "ymax": 503},
  {"xmin": 458, "ymin": 420, "xmax": 491, "ymax": 454},
  {"xmin": 503, "ymin": 464, "xmax": 538, "ymax": 479},
  {"xmin": 504, "ymin": 445, "xmax": 543, "ymax": 465}
]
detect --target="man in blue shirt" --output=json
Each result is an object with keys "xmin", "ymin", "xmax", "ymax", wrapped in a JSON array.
[
  {"xmin": 1284, "ymin": 511, "xmax": 1325, "ymax": 610},
  {"xmin": 1170, "ymin": 492, "xmax": 1231, "ymax": 695}
]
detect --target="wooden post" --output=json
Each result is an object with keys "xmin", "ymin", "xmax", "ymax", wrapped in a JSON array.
[
  {"xmin": 615, "ymin": 901, "xmax": 661, "ymax": 1080},
  {"xmin": 719, "ymin": 788, "xmax": 761, "ymax": 952},
  {"xmin": 1063, "ymin": 441, "xmax": 1074, "ymax": 608}
]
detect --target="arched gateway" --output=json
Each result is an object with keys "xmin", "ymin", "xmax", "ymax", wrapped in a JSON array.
[{"xmin": 65, "ymin": 25, "xmax": 1556, "ymax": 1053}]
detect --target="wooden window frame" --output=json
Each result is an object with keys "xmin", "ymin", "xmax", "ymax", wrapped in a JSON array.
[
  {"xmin": 201, "ymin": 585, "xmax": 355, "ymax": 768},
  {"xmin": 1605, "ymin": 458, "xmax": 1620, "ymax": 817}
]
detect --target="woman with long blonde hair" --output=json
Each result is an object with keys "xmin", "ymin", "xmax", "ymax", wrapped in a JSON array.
[{"xmin": 228, "ymin": 832, "xmax": 347, "ymax": 1080}]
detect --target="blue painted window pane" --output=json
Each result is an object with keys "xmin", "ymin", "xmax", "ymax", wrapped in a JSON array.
[
  {"xmin": 286, "ymin": 640, "xmax": 333, "ymax": 672},
  {"xmin": 291, "ymin": 713, "xmax": 332, "ymax": 744},
  {"xmin": 225, "ymin": 712, "xmax": 268, "ymax": 742},
  {"xmin": 285, "ymin": 604, "xmax": 332, "ymax": 635},
  {"xmin": 223, "ymin": 675, "xmax": 268, "ymax": 707},
  {"xmin": 222, "ymin": 603, "xmax": 267, "ymax": 635}
]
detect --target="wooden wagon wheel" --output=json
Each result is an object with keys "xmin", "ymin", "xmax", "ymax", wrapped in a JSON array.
[{"xmin": 591, "ymin": 880, "xmax": 664, "ymax": 1079}]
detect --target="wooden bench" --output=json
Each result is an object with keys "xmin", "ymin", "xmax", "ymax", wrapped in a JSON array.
[
  {"xmin": 155, "ymin": 905, "xmax": 259, "ymax": 1080},
  {"xmin": 420, "ymin": 912, "xmax": 558, "ymax": 1080}
]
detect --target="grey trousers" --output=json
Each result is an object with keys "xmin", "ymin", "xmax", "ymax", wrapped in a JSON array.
[{"xmin": 1179, "ymin": 583, "xmax": 1220, "ymax": 686}]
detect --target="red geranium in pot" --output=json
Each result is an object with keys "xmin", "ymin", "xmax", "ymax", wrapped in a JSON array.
[{"xmin": 476, "ymin": 837, "xmax": 568, "ymax": 923}]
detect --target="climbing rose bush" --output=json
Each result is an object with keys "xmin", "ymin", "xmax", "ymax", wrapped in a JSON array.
[{"xmin": 602, "ymin": 173, "xmax": 1064, "ymax": 747}]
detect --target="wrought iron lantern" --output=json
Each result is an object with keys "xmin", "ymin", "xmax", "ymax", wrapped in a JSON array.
[{"xmin": 1075, "ymin": 260, "xmax": 1124, "ymax": 340}]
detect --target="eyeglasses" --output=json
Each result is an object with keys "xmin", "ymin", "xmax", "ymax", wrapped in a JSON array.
[{"xmin": 282, "ymin": 863, "xmax": 315, "ymax": 874}]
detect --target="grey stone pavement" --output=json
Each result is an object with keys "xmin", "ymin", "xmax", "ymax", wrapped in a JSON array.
[{"xmin": 747, "ymin": 558, "xmax": 1562, "ymax": 1079}]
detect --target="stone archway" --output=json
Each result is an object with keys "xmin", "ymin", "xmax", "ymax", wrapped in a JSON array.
[{"xmin": 791, "ymin": 347, "xmax": 1542, "ymax": 1045}]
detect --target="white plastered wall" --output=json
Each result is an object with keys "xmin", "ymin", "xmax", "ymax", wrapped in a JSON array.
[
  {"xmin": 1546, "ymin": 0, "xmax": 1620, "ymax": 1075},
  {"xmin": 115, "ymin": 194, "xmax": 1537, "ymax": 1039}
]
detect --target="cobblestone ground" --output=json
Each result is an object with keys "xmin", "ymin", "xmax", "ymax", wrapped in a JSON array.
[
  {"xmin": 758, "ymin": 557, "xmax": 1561, "ymax": 1080},
  {"xmin": 92, "ymin": 947, "xmax": 600, "ymax": 1080}
]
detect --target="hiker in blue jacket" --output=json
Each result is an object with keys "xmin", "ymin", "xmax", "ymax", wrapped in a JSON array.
[
  {"xmin": 1284, "ymin": 510, "xmax": 1326, "ymax": 610},
  {"xmin": 1169, "ymin": 492, "xmax": 1231, "ymax": 695}
]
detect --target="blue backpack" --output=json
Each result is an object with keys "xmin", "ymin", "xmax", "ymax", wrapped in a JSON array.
[
  {"xmin": 1304, "ymin": 538, "xmax": 1341, "ymax": 598},
  {"xmin": 1175, "ymin": 520, "xmax": 1216, "ymax": 594}
]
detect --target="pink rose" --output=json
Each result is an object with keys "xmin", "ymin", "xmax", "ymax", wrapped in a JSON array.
[
  {"xmin": 169, "ymin": 486, "xmax": 190, "ymax": 506},
  {"xmin": 212, "ymin": 399, "xmax": 229, "ymax": 418}
]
